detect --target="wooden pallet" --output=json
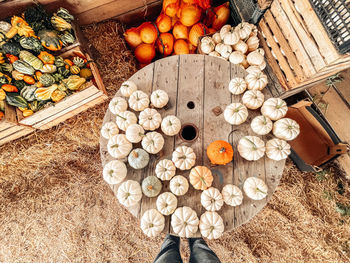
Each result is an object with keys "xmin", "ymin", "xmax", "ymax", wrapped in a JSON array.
[
  {"xmin": 16, "ymin": 46, "xmax": 108, "ymax": 130},
  {"xmin": 258, "ymin": 0, "xmax": 350, "ymax": 93}
]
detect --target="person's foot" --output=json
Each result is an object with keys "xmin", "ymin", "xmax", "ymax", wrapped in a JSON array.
[{"xmin": 161, "ymin": 234, "xmax": 180, "ymax": 250}]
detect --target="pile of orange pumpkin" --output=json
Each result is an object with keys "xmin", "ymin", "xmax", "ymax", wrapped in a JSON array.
[{"xmin": 124, "ymin": 0, "xmax": 230, "ymax": 66}]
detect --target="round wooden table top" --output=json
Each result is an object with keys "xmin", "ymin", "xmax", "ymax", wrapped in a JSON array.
[{"xmin": 100, "ymin": 54, "xmax": 286, "ymax": 237}]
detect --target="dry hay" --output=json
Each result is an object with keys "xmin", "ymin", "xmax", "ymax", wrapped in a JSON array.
[{"xmin": 0, "ymin": 20, "xmax": 350, "ymax": 263}]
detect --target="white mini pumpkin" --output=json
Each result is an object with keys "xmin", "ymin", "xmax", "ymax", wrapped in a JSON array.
[
  {"xmin": 140, "ymin": 209, "xmax": 165, "ymax": 238},
  {"xmin": 199, "ymin": 211, "xmax": 224, "ymax": 240},
  {"xmin": 120, "ymin": 80, "xmax": 137, "ymax": 97},
  {"xmin": 209, "ymin": 51, "xmax": 221, "ymax": 58},
  {"xmin": 233, "ymin": 40, "xmax": 248, "ymax": 54},
  {"xmin": 161, "ymin": 115, "xmax": 181, "ymax": 136},
  {"xmin": 229, "ymin": 51, "xmax": 245, "ymax": 65},
  {"xmin": 116, "ymin": 111, "xmax": 137, "ymax": 131},
  {"xmin": 266, "ymin": 138, "xmax": 291, "ymax": 161},
  {"xmin": 242, "ymin": 89, "xmax": 264, "ymax": 110},
  {"xmin": 117, "ymin": 180, "xmax": 142, "ymax": 207},
  {"xmin": 250, "ymin": 115, "xmax": 273, "ymax": 135},
  {"xmin": 247, "ymin": 50, "xmax": 264, "ymax": 66},
  {"xmin": 151, "ymin": 89, "xmax": 169, "ymax": 108},
  {"xmin": 235, "ymin": 22, "xmax": 253, "ymax": 39},
  {"xmin": 201, "ymin": 187, "xmax": 224, "ymax": 212},
  {"xmin": 155, "ymin": 159, "xmax": 176, "ymax": 181},
  {"xmin": 229, "ymin": 77, "xmax": 247, "ymax": 95},
  {"xmin": 107, "ymin": 134, "xmax": 132, "ymax": 159},
  {"xmin": 259, "ymin": 60, "xmax": 266, "ymax": 71},
  {"xmin": 215, "ymin": 43, "xmax": 232, "ymax": 59},
  {"xmin": 223, "ymin": 28, "xmax": 240, "ymax": 45},
  {"xmin": 139, "ymin": 108, "xmax": 162, "ymax": 131},
  {"xmin": 170, "ymin": 175, "xmax": 189, "ymax": 196},
  {"xmin": 212, "ymin": 32, "xmax": 222, "ymax": 44},
  {"xmin": 128, "ymin": 90, "xmax": 149, "ymax": 111},
  {"xmin": 156, "ymin": 192, "xmax": 178, "ymax": 215},
  {"xmin": 273, "ymin": 118, "xmax": 300, "ymax": 141},
  {"xmin": 224, "ymin": 103, "xmax": 248, "ymax": 125},
  {"xmin": 103, "ymin": 160, "xmax": 127, "ymax": 185},
  {"xmin": 221, "ymin": 184, "xmax": 243, "ymax": 206},
  {"xmin": 128, "ymin": 148, "xmax": 150, "ymax": 169},
  {"xmin": 171, "ymin": 206, "xmax": 199, "ymax": 238},
  {"xmin": 109, "ymin": 96, "xmax": 128, "ymax": 115},
  {"xmin": 237, "ymin": 136, "xmax": 265, "ymax": 161},
  {"xmin": 219, "ymin": 24, "xmax": 232, "ymax": 39},
  {"xmin": 246, "ymin": 65, "xmax": 261, "ymax": 74},
  {"xmin": 141, "ymin": 131, "xmax": 165, "ymax": 154},
  {"xmin": 246, "ymin": 35, "xmax": 259, "ymax": 52},
  {"xmin": 125, "ymin": 124, "xmax": 145, "ymax": 143},
  {"xmin": 261, "ymin": 98, "xmax": 288, "ymax": 121},
  {"xmin": 172, "ymin": 146, "xmax": 196, "ymax": 170},
  {"xmin": 243, "ymin": 177, "xmax": 268, "ymax": 200},
  {"xmin": 200, "ymin": 36, "xmax": 215, "ymax": 54},
  {"xmin": 245, "ymin": 71, "xmax": 268, "ymax": 90},
  {"xmin": 101, "ymin": 122, "xmax": 119, "ymax": 140}
]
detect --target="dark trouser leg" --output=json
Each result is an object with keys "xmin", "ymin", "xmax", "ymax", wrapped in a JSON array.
[
  {"xmin": 153, "ymin": 234, "xmax": 183, "ymax": 263},
  {"xmin": 189, "ymin": 238, "xmax": 221, "ymax": 263}
]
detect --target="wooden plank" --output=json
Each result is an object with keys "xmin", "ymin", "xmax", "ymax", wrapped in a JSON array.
[
  {"xmin": 264, "ymin": 10, "xmax": 305, "ymax": 82},
  {"xmin": 0, "ymin": 126, "xmax": 34, "ymax": 146},
  {"xmin": 259, "ymin": 19, "xmax": 298, "ymax": 86},
  {"xmin": 271, "ymin": 0, "xmax": 316, "ymax": 77},
  {"xmin": 337, "ymin": 154, "xmax": 350, "ymax": 180},
  {"xmin": 0, "ymin": 103, "xmax": 17, "ymax": 131},
  {"xmin": 258, "ymin": 0, "xmax": 273, "ymax": 10},
  {"xmin": 264, "ymin": 62, "xmax": 285, "ymax": 97}
]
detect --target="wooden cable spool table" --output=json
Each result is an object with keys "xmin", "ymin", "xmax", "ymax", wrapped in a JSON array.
[{"xmin": 100, "ymin": 54, "xmax": 286, "ymax": 237}]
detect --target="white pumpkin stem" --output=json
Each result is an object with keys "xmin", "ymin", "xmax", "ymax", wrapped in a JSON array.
[
  {"xmin": 256, "ymin": 187, "xmax": 267, "ymax": 195},
  {"xmin": 132, "ymin": 151, "xmax": 138, "ymax": 158},
  {"xmin": 116, "ymin": 114, "xmax": 126, "ymax": 121},
  {"xmin": 244, "ymin": 137, "xmax": 257, "ymax": 150}
]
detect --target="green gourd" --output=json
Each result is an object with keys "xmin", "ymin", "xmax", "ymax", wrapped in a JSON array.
[
  {"xmin": 57, "ymin": 66, "xmax": 70, "ymax": 77},
  {"xmin": 19, "ymin": 50, "xmax": 43, "ymax": 70},
  {"xmin": 60, "ymin": 31, "xmax": 75, "ymax": 46},
  {"xmin": 56, "ymin": 8, "xmax": 74, "ymax": 22},
  {"xmin": 0, "ymin": 32, "xmax": 6, "ymax": 48},
  {"xmin": 13, "ymin": 60, "xmax": 35, "ymax": 75},
  {"xmin": 61, "ymin": 75, "xmax": 86, "ymax": 90},
  {"xmin": 54, "ymin": 56, "xmax": 65, "ymax": 67},
  {"xmin": 39, "ymin": 73, "xmax": 55, "ymax": 87},
  {"xmin": 128, "ymin": 148, "xmax": 150, "ymax": 170},
  {"xmin": 19, "ymin": 37, "xmax": 43, "ymax": 53},
  {"xmin": 20, "ymin": 85, "xmax": 37, "ymax": 102},
  {"xmin": 53, "ymin": 73, "xmax": 64, "ymax": 82},
  {"xmin": 141, "ymin": 176, "xmax": 162, "ymax": 197},
  {"xmin": 38, "ymin": 29, "xmax": 62, "ymax": 51},
  {"xmin": 51, "ymin": 15, "xmax": 72, "ymax": 31},
  {"xmin": 5, "ymin": 94, "xmax": 28, "ymax": 108},
  {"xmin": 13, "ymin": 80, "xmax": 26, "ymax": 91},
  {"xmin": 0, "ymin": 63, "xmax": 13, "ymax": 73},
  {"xmin": 29, "ymin": 100, "xmax": 47, "ymax": 112},
  {"xmin": 72, "ymin": 56, "xmax": 84, "ymax": 67},
  {"xmin": 2, "ymin": 42, "xmax": 21, "ymax": 56},
  {"xmin": 0, "ymin": 21, "xmax": 11, "ymax": 34}
]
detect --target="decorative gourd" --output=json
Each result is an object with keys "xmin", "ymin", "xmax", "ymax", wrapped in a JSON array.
[
  {"xmin": 161, "ymin": 115, "xmax": 181, "ymax": 136},
  {"xmin": 201, "ymin": 187, "xmax": 224, "ymax": 211},
  {"xmin": 6, "ymin": 94, "xmax": 28, "ymax": 108},
  {"xmin": 266, "ymin": 138, "xmax": 291, "ymax": 161},
  {"xmin": 19, "ymin": 37, "xmax": 43, "ymax": 53},
  {"xmin": 155, "ymin": 159, "xmax": 176, "ymax": 181},
  {"xmin": 206, "ymin": 140, "xmax": 233, "ymax": 165},
  {"xmin": 54, "ymin": 56, "xmax": 65, "ymax": 67},
  {"xmin": 233, "ymin": 40, "xmax": 248, "ymax": 54},
  {"xmin": 224, "ymin": 103, "xmax": 248, "ymax": 125},
  {"xmin": 19, "ymin": 50, "xmax": 43, "ymax": 71},
  {"xmin": 246, "ymin": 66, "xmax": 261, "ymax": 75},
  {"xmin": 156, "ymin": 192, "xmax": 178, "ymax": 215},
  {"xmin": 129, "ymin": 90, "xmax": 149, "ymax": 111},
  {"xmin": 2, "ymin": 42, "xmax": 21, "ymax": 56},
  {"xmin": 120, "ymin": 80, "xmax": 137, "ymax": 97},
  {"xmin": 72, "ymin": 57, "xmax": 84, "ymax": 68},
  {"xmin": 38, "ymin": 30, "xmax": 63, "ymax": 51},
  {"xmin": 39, "ymin": 73, "xmax": 55, "ymax": 86},
  {"xmin": 219, "ymin": 24, "xmax": 232, "ymax": 39},
  {"xmin": 35, "ymin": 84, "xmax": 58, "ymax": 101},
  {"xmin": 246, "ymin": 36, "xmax": 259, "ymax": 52},
  {"xmin": 223, "ymin": 27, "xmax": 239, "ymax": 45},
  {"xmin": 247, "ymin": 50, "xmax": 264, "ymax": 66},
  {"xmin": 150, "ymin": 89, "xmax": 169, "ymax": 108},
  {"xmin": 103, "ymin": 160, "xmax": 127, "ymax": 185},
  {"xmin": 141, "ymin": 131, "xmax": 165, "ymax": 154},
  {"xmin": 117, "ymin": 180, "xmax": 142, "ymax": 207},
  {"xmin": 170, "ymin": 175, "xmax": 189, "ymax": 196},
  {"xmin": 229, "ymin": 51, "xmax": 244, "ymax": 65},
  {"xmin": 235, "ymin": 22, "xmax": 253, "ymax": 39},
  {"xmin": 107, "ymin": 134, "xmax": 132, "ymax": 158},
  {"xmin": 57, "ymin": 67, "xmax": 70, "ymax": 77},
  {"xmin": 200, "ymin": 37, "xmax": 215, "ymax": 54},
  {"xmin": 38, "ymin": 51, "xmax": 55, "ymax": 65},
  {"xmin": 79, "ymin": 68, "xmax": 92, "ymax": 79},
  {"xmin": 245, "ymin": 71, "xmax": 268, "ymax": 91},
  {"xmin": 13, "ymin": 60, "xmax": 35, "ymax": 75},
  {"xmin": 142, "ymin": 175, "xmax": 162, "ymax": 197},
  {"xmin": 101, "ymin": 121, "xmax": 119, "ymax": 140},
  {"xmin": 215, "ymin": 43, "xmax": 232, "ymax": 59},
  {"xmin": 108, "ymin": 96, "xmax": 128, "ymax": 115},
  {"xmin": 229, "ymin": 77, "xmax": 246, "ymax": 95},
  {"xmin": 51, "ymin": 89, "xmax": 66, "ymax": 102},
  {"xmin": 125, "ymin": 124, "xmax": 145, "ymax": 143},
  {"xmin": 199, "ymin": 211, "xmax": 224, "ymax": 240},
  {"xmin": 242, "ymin": 90, "xmax": 264, "ymax": 110},
  {"xmin": 9, "ymin": 16, "xmax": 35, "ymax": 38},
  {"xmin": 51, "ymin": 15, "xmax": 72, "ymax": 31},
  {"xmin": 23, "ymin": 75, "xmax": 35, "ymax": 84},
  {"xmin": 0, "ymin": 89, "xmax": 5, "ymax": 101},
  {"xmin": 172, "ymin": 146, "xmax": 196, "ymax": 170},
  {"xmin": 221, "ymin": 184, "xmax": 243, "ymax": 206},
  {"xmin": 273, "ymin": 118, "xmax": 300, "ymax": 141},
  {"xmin": 60, "ymin": 31, "xmax": 75, "ymax": 46},
  {"xmin": 128, "ymin": 148, "xmax": 150, "ymax": 170},
  {"xmin": 28, "ymin": 100, "xmax": 46, "ymax": 112},
  {"xmin": 56, "ymin": 7, "xmax": 74, "ymax": 22},
  {"xmin": 0, "ymin": 63, "xmax": 13, "ymax": 74},
  {"xmin": 189, "ymin": 166, "xmax": 213, "ymax": 191},
  {"xmin": 0, "ymin": 21, "xmax": 11, "ymax": 34},
  {"xmin": 61, "ymin": 75, "xmax": 86, "ymax": 90},
  {"xmin": 140, "ymin": 209, "xmax": 165, "ymax": 238},
  {"xmin": 212, "ymin": 33, "xmax": 222, "ymax": 44},
  {"xmin": 1, "ymin": 84, "xmax": 17, "ymax": 92},
  {"xmin": 261, "ymin": 98, "xmax": 288, "ymax": 121},
  {"xmin": 22, "ymin": 109, "xmax": 34, "ymax": 117},
  {"xmin": 251, "ymin": 115, "xmax": 273, "ymax": 135},
  {"xmin": 70, "ymin": 65, "xmax": 80, "ymax": 74},
  {"xmin": 0, "ymin": 73, "xmax": 11, "ymax": 84},
  {"xmin": 237, "ymin": 136, "xmax": 265, "ymax": 161},
  {"xmin": 171, "ymin": 206, "xmax": 199, "ymax": 238},
  {"xmin": 40, "ymin": 64, "xmax": 57, "ymax": 73},
  {"xmin": 243, "ymin": 177, "xmax": 268, "ymax": 200},
  {"xmin": 138, "ymin": 108, "xmax": 162, "ymax": 131},
  {"xmin": 12, "ymin": 70, "xmax": 24, "ymax": 80},
  {"xmin": 116, "ymin": 111, "xmax": 137, "ymax": 131},
  {"xmin": 53, "ymin": 73, "xmax": 64, "ymax": 82}
]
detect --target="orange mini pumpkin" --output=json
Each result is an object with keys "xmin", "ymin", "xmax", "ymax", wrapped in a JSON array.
[
  {"xmin": 156, "ymin": 33, "xmax": 174, "ymax": 57},
  {"xmin": 207, "ymin": 140, "xmax": 234, "ymax": 165},
  {"xmin": 189, "ymin": 166, "xmax": 213, "ymax": 190}
]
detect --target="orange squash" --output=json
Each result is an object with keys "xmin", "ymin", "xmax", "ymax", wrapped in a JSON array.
[
  {"xmin": 35, "ymin": 71, "xmax": 43, "ymax": 81},
  {"xmin": 173, "ymin": 21, "xmax": 188, "ymax": 40},
  {"xmin": 1, "ymin": 84, "xmax": 18, "ymax": 92},
  {"xmin": 140, "ymin": 22, "xmax": 158, "ymax": 44},
  {"xmin": 206, "ymin": 140, "xmax": 233, "ymax": 165},
  {"xmin": 188, "ymin": 23, "xmax": 208, "ymax": 46},
  {"xmin": 189, "ymin": 166, "xmax": 213, "ymax": 190},
  {"xmin": 38, "ymin": 51, "xmax": 55, "ymax": 64},
  {"xmin": 134, "ymin": 43, "xmax": 156, "ymax": 64},
  {"xmin": 162, "ymin": 0, "xmax": 179, "ymax": 18},
  {"xmin": 10, "ymin": 16, "xmax": 35, "ymax": 37},
  {"xmin": 212, "ymin": 2, "xmax": 230, "ymax": 30},
  {"xmin": 64, "ymin": 59, "xmax": 74, "ymax": 66},
  {"xmin": 6, "ymin": 54, "xmax": 18, "ymax": 64},
  {"xmin": 124, "ymin": 27, "xmax": 142, "ymax": 49},
  {"xmin": 174, "ymin": 39, "xmax": 189, "ymax": 54},
  {"xmin": 23, "ymin": 75, "xmax": 35, "ymax": 85},
  {"xmin": 156, "ymin": 14, "xmax": 172, "ymax": 33},
  {"xmin": 179, "ymin": 4, "xmax": 202, "ymax": 27},
  {"xmin": 156, "ymin": 33, "xmax": 174, "ymax": 57}
]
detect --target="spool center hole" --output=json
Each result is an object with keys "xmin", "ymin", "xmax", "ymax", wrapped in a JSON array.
[
  {"xmin": 187, "ymin": 101, "xmax": 195, "ymax": 109},
  {"xmin": 181, "ymin": 124, "xmax": 197, "ymax": 141}
]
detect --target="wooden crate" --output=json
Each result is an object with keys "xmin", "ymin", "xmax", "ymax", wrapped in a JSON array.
[
  {"xmin": 17, "ymin": 46, "xmax": 108, "ymax": 130},
  {"xmin": 258, "ymin": 0, "xmax": 350, "ymax": 93},
  {"xmin": 0, "ymin": 103, "xmax": 34, "ymax": 146}
]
